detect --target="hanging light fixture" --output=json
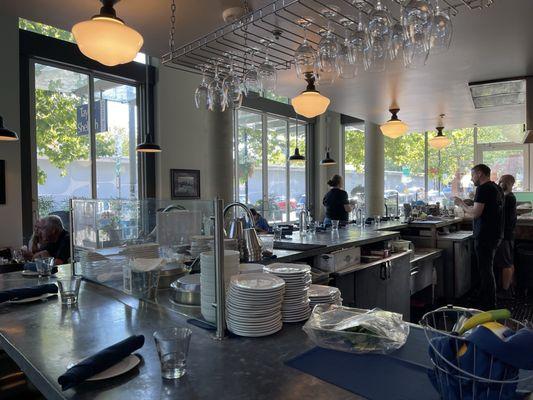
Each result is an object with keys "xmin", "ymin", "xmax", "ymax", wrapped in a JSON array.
[
  {"xmin": 289, "ymin": 117, "xmax": 306, "ymax": 161},
  {"xmin": 320, "ymin": 116, "xmax": 336, "ymax": 166},
  {"xmin": 0, "ymin": 116, "xmax": 18, "ymax": 141},
  {"xmin": 291, "ymin": 73, "xmax": 330, "ymax": 118},
  {"xmin": 72, "ymin": 0, "xmax": 143, "ymax": 66},
  {"xmin": 429, "ymin": 114, "xmax": 451, "ymax": 150},
  {"xmin": 137, "ymin": 61, "xmax": 161, "ymax": 153},
  {"xmin": 380, "ymin": 108, "xmax": 409, "ymax": 138}
]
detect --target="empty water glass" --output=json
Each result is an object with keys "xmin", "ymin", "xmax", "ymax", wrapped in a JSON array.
[
  {"xmin": 57, "ymin": 276, "xmax": 81, "ymax": 305},
  {"xmin": 273, "ymin": 225, "xmax": 282, "ymax": 241},
  {"xmin": 331, "ymin": 220, "xmax": 340, "ymax": 230},
  {"xmin": 154, "ymin": 327, "xmax": 192, "ymax": 379},
  {"xmin": 35, "ymin": 257, "xmax": 55, "ymax": 276}
]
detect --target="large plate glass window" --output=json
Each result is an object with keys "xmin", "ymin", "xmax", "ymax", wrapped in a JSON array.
[{"xmin": 343, "ymin": 124, "xmax": 365, "ymax": 211}]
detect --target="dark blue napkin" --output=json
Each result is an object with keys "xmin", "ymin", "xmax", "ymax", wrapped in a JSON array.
[
  {"xmin": 0, "ymin": 284, "xmax": 58, "ymax": 303},
  {"xmin": 58, "ymin": 335, "xmax": 145, "ymax": 391}
]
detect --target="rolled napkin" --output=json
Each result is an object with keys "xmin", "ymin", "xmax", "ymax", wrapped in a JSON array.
[
  {"xmin": 0, "ymin": 284, "xmax": 58, "ymax": 303},
  {"xmin": 58, "ymin": 335, "xmax": 145, "ymax": 391}
]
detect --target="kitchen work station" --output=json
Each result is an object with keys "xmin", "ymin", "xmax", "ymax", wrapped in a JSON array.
[{"xmin": 0, "ymin": 1, "xmax": 533, "ymax": 399}]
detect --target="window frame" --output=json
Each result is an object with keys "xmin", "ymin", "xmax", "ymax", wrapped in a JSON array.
[
  {"xmin": 234, "ymin": 106, "xmax": 310, "ymax": 223},
  {"xmin": 19, "ymin": 29, "xmax": 155, "ymax": 241}
]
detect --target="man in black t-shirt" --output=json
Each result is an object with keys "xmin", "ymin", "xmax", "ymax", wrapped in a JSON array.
[
  {"xmin": 33, "ymin": 215, "xmax": 71, "ymax": 265},
  {"xmin": 455, "ymin": 164, "xmax": 504, "ymax": 309},
  {"xmin": 494, "ymin": 174, "xmax": 517, "ymax": 297}
]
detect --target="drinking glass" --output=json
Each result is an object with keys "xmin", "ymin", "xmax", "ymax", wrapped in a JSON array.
[
  {"xmin": 389, "ymin": 21, "xmax": 406, "ymax": 60},
  {"xmin": 57, "ymin": 276, "xmax": 81, "ymax": 305},
  {"xmin": 331, "ymin": 220, "xmax": 340, "ymax": 231},
  {"xmin": 316, "ymin": 6, "xmax": 341, "ymax": 85},
  {"xmin": 207, "ymin": 60, "xmax": 227, "ymax": 112},
  {"xmin": 294, "ymin": 18, "xmax": 317, "ymax": 79},
  {"xmin": 35, "ymin": 257, "xmax": 55, "ymax": 276},
  {"xmin": 349, "ymin": 12, "xmax": 370, "ymax": 71},
  {"xmin": 273, "ymin": 225, "xmax": 282, "ymax": 241},
  {"xmin": 430, "ymin": 2, "xmax": 452, "ymax": 54},
  {"xmin": 258, "ymin": 39, "xmax": 277, "ymax": 95},
  {"xmin": 12, "ymin": 248, "xmax": 24, "ymax": 263},
  {"xmin": 405, "ymin": 32, "xmax": 429, "ymax": 68},
  {"xmin": 367, "ymin": 37, "xmax": 388, "ymax": 72},
  {"xmin": 368, "ymin": 1, "xmax": 392, "ymax": 43},
  {"xmin": 243, "ymin": 49, "xmax": 262, "ymax": 96},
  {"xmin": 259, "ymin": 234, "xmax": 275, "ymax": 256},
  {"xmin": 194, "ymin": 64, "xmax": 210, "ymax": 110},
  {"xmin": 223, "ymin": 53, "xmax": 243, "ymax": 109},
  {"xmin": 154, "ymin": 327, "xmax": 192, "ymax": 379},
  {"xmin": 403, "ymin": 0, "xmax": 433, "ymax": 52},
  {"xmin": 338, "ymin": 18, "xmax": 357, "ymax": 79}
]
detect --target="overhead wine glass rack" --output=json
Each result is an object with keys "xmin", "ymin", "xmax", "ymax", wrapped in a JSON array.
[{"xmin": 161, "ymin": 0, "xmax": 495, "ymax": 78}]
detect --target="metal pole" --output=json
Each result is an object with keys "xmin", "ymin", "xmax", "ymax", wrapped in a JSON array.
[
  {"xmin": 214, "ymin": 197, "xmax": 226, "ymax": 340},
  {"xmin": 69, "ymin": 198, "xmax": 74, "ymax": 277}
]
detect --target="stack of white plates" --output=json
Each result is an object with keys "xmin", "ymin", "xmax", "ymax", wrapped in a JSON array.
[
  {"xmin": 238, "ymin": 263, "xmax": 264, "ymax": 274},
  {"xmin": 119, "ymin": 243, "xmax": 160, "ymax": 259},
  {"xmin": 208, "ymin": 238, "xmax": 239, "ymax": 252},
  {"xmin": 190, "ymin": 235, "xmax": 214, "ymax": 258},
  {"xmin": 226, "ymin": 273, "xmax": 285, "ymax": 337},
  {"xmin": 308, "ymin": 284, "xmax": 342, "ymax": 309},
  {"xmin": 263, "ymin": 263, "xmax": 312, "ymax": 323},
  {"xmin": 200, "ymin": 250, "xmax": 239, "ymax": 323}
]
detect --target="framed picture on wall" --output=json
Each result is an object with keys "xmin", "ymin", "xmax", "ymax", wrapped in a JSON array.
[
  {"xmin": 0, "ymin": 160, "xmax": 5, "ymax": 204},
  {"xmin": 170, "ymin": 169, "xmax": 200, "ymax": 199}
]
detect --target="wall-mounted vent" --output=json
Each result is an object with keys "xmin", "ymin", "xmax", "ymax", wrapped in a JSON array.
[{"xmin": 469, "ymin": 79, "xmax": 526, "ymax": 109}]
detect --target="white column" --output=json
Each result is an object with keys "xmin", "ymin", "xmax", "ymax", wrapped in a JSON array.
[{"xmin": 364, "ymin": 121, "xmax": 384, "ymax": 217}]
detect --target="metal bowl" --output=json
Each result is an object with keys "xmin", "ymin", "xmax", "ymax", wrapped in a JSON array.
[
  {"xmin": 158, "ymin": 264, "xmax": 189, "ymax": 288},
  {"xmin": 170, "ymin": 274, "xmax": 201, "ymax": 306}
]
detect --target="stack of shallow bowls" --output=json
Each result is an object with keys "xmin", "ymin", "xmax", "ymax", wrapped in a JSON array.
[
  {"xmin": 263, "ymin": 263, "xmax": 312, "ymax": 323},
  {"xmin": 190, "ymin": 235, "xmax": 214, "ymax": 259},
  {"xmin": 226, "ymin": 273, "xmax": 285, "ymax": 337},
  {"xmin": 200, "ymin": 250, "xmax": 239, "ymax": 323},
  {"xmin": 308, "ymin": 284, "xmax": 342, "ymax": 310}
]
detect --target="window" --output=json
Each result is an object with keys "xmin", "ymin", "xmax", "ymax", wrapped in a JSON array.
[
  {"xmin": 384, "ymin": 133, "xmax": 426, "ymax": 213},
  {"xmin": 428, "ymin": 128, "xmax": 475, "ymax": 205},
  {"xmin": 33, "ymin": 63, "xmax": 140, "ymax": 217},
  {"xmin": 343, "ymin": 125, "xmax": 365, "ymax": 208},
  {"xmin": 235, "ymin": 109, "xmax": 308, "ymax": 223}
]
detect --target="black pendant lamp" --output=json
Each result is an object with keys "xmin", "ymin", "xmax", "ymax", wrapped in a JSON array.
[
  {"xmin": 289, "ymin": 116, "xmax": 305, "ymax": 161},
  {"xmin": 0, "ymin": 116, "xmax": 19, "ymax": 141},
  {"xmin": 320, "ymin": 116, "xmax": 336, "ymax": 166},
  {"xmin": 136, "ymin": 60, "xmax": 161, "ymax": 153}
]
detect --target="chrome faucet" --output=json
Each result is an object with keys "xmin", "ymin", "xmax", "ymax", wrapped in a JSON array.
[
  {"xmin": 223, "ymin": 202, "xmax": 262, "ymax": 261},
  {"xmin": 223, "ymin": 202, "xmax": 254, "ymax": 224}
]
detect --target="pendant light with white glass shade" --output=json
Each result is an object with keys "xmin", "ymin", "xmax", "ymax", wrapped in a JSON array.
[
  {"xmin": 320, "ymin": 116, "xmax": 336, "ymax": 166},
  {"xmin": 291, "ymin": 72, "xmax": 330, "ymax": 118},
  {"xmin": 289, "ymin": 117, "xmax": 306, "ymax": 161},
  {"xmin": 429, "ymin": 114, "xmax": 451, "ymax": 150},
  {"xmin": 380, "ymin": 108, "xmax": 409, "ymax": 138},
  {"xmin": 72, "ymin": 0, "xmax": 143, "ymax": 66},
  {"xmin": 0, "ymin": 116, "xmax": 19, "ymax": 141}
]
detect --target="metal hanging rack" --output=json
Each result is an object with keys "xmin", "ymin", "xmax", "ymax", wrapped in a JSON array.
[{"xmin": 161, "ymin": 0, "xmax": 495, "ymax": 78}]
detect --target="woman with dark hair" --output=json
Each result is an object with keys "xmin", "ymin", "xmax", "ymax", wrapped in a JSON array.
[{"xmin": 322, "ymin": 174, "xmax": 353, "ymax": 226}]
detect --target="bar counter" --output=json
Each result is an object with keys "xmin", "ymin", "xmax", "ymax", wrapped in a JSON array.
[{"xmin": 0, "ymin": 270, "xmax": 359, "ymax": 400}]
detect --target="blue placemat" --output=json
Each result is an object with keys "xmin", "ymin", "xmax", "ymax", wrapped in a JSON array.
[{"xmin": 286, "ymin": 330, "xmax": 440, "ymax": 400}]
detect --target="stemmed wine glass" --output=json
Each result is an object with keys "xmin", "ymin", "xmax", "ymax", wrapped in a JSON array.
[
  {"xmin": 430, "ymin": 0, "xmax": 452, "ymax": 54},
  {"xmin": 294, "ymin": 18, "xmax": 317, "ymax": 79},
  {"xmin": 316, "ymin": 5, "xmax": 341, "ymax": 85},
  {"xmin": 403, "ymin": 0, "xmax": 433, "ymax": 53},
  {"xmin": 338, "ymin": 18, "xmax": 357, "ymax": 79},
  {"xmin": 349, "ymin": 10, "xmax": 370, "ymax": 72},
  {"xmin": 243, "ymin": 48, "xmax": 262, "ymax": 97},
  {"xmin": 258, "ymin": 39, "xmax": 277, "ymax": 95},
  {"xmin": 207, "ymin": 59, "xmax": 227, "ymax": 112},
  {"xmin": 367, "ymin": 0, "xmax": 392, "ymax": 72},
  {"xmin": 194, "ymin": 64, "xmax": 210, "ymax": 110},
  {"xmin": 223, "ymin": 53, "xmax": 243, "ymax": 109}
]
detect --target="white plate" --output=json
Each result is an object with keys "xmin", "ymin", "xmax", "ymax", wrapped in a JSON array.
[
  {"xmin": 239, "ymin": 264, "xmax": 265, "ymax": 274},
  {"xmin": 230, "ymin": 273, "xmax": 285, "ymax": 291},
  {"xmin": 84, "ymin": 354, "xmax": 141, "ymax": 381},
  {"xmin": 9, "ymin": 293, "xmax": 57, "ymax": 304},
  {"xmin": 229, "ymin": 323, "xmax": 283, "ymax": 337},
  {"xmin": 264, "ymin": 263, "xmax": 311, "ymax": 274}
]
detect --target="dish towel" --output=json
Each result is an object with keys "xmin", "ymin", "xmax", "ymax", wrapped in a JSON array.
[
  {"xmin": 57, "ymin": 335, "xmax": 145, "ymax": 391},
  {"xmin": 0, "ymin": 284, "xmax": 58, "ymax": 303}
]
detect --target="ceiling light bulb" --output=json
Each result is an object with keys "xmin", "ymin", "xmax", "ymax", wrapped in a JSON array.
[
  {"xmin": 72, "ymin": 1, "xmax": 143, "ymax": 66},
  {"xmin": 291, "ymin": 74, "xmax": 330, "ymax": 118},
  {"xmin": 380, "ymin": 108, "xmax": 409, "ymax": 138}
]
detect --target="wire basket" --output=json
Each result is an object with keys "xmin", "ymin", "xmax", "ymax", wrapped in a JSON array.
[{"xmin": 419, "ymin": 305, "xmax": 533, "ymax": 400}]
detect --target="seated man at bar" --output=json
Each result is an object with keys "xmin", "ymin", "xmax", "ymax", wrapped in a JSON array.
[
  {"xmin": 454, "ymin": 164, "xmax": 504, "ymax": 310},
  {"xmin": 250, "ymin": 208, "xmax": 270, "ymax": 233},
  {"xmin": 33, "ymin": 215, "xmax": 71, "ymax": 265},
  {"xmin": 494, "ymin": 174, "xmax": 517, "ymax": 299}
]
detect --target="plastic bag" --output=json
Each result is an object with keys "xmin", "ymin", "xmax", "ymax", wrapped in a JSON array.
[{"xmin": 303, "ymin": 304, "xmax": 410, "ymax": 354}]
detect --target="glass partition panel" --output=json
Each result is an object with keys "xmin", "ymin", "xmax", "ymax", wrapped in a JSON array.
[
  {"xmin": 72, "ymin": 198, "xmax": 215, "ymax": 320},
  {"xmin": 267, "ymin": 116, "xmax": 288, "ymax": 223},
  {"xmin": 344, "ymin": 125, "xmax": 365, "ymax": 210}
]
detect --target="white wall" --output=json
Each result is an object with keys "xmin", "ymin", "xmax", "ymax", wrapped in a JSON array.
[
  {"xmin": 0, "ymin": 15, "xmax": 23, "ymax": 248},
  {"xmin": 155, "ymin": 63, "xmax": 233, "ymax": 202}
]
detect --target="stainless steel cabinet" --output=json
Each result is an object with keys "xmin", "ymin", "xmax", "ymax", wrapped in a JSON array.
[{"xmin": 436, "ymin": 231, "xmax": 473, "ymax": 300}]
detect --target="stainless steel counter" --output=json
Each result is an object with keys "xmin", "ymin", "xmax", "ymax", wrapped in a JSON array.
[{"xmin": 0, "ymin": 269, "xmax": 359, "ymax": 400}]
